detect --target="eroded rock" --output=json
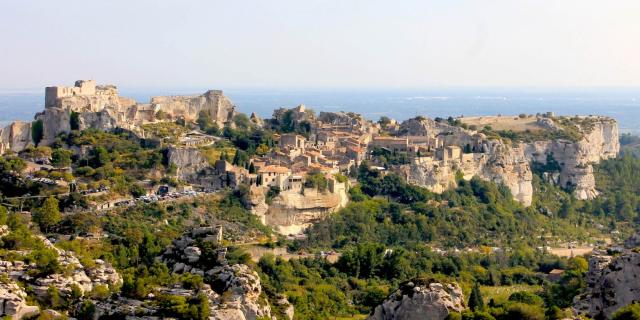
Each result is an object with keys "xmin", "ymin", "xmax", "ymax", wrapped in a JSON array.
[{"xmin": 368, "ymin": 279, "xmax": 465, "ymax": 320}]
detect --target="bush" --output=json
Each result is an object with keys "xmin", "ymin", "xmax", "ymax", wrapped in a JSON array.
[
  {"xmin": 505, "ymin": 303, "xmax": 545, "ymax": 320},
  {"xmin": 612, "ymin": 302, "xmax": 640, "ymax": 320},
  {"xmin": 508, "ymin": 291, "xmax": 544, "ymax": 306}
]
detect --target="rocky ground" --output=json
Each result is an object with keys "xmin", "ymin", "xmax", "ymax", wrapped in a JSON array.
[
  {"xmin": 574, "ymin": 249, "xmax": 640, "ymax": 319},
  {"xmin": 0, "ymin": 224, "xmax": 291, "ymax": 320},
  {"xmin": 368, "ymin": 279, "xmax": 465, "ymax": 320}
]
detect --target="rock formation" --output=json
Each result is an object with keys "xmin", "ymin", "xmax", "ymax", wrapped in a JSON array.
[
  {"xmin": 573, "ymin": 251, "xmax": 640, "ymax": 319},
  {"xmin": 0, "ymin": 280, "xmax": 40, "ymax": 320},
  {"xmin": 247, "ymin": 183, "xmax": 349, "ymax": 235},
  {"xmin": 160, "ymin": 228, "xmax": 273, "ymax": 320},
  {"xmin": 263, "ymin": 187, "xmax": 348, "ymax": 235},
  {"xmin": 167, "ymin": 146, "xmax": 212, "ymax": 183},
  {"xmin": 399, "ymin": 116, "xmax": 619, "ymax": 206},
  {"xmin": 368, "ymin": 279, "xmax": 465, "ymax": 320},
  {"xmin": 272, "ymin": 104, "xmax": 315, "ymax": 125},
  {"xmin": 0, "ymin": 121, "xmax": 33, "ymax": 155},
  {"xmin": 0, "ymin": 227, "xmax": 121, "ymax": 319},
  {"xmin": 149, "ymin": 89, "xmax": 237, "ymax": 125},
  {"xmin": 1, "ymin": 80, "xmax": 238, "ymax": 153},
  {"xmin": 249, "ymin": 112, "xmax": 264, "ymax": 127}
]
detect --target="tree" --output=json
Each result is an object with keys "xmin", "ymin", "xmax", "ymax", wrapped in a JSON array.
[
  {"xmin": 32, "ymin": 119, "xmax": 44, "ymax": 145},
  {"xmin": 47, "ymin": 285, "xmax": 63, "ymax": 309},
  {"xmin": 233, "ymin": 113, "xmax": 251, "ymax": 129},
  {"xmin": 70, "ymin": 111, "xmax": 81, "ymax": 130},
  {"xmin": 33, "ymin": 196, "xmax": 62, "ymax": 233},
  {"xmin": 612, "ymin": 302, "xmax": 640, "ymax": 320},
  {"xmin": 256, "ymin": 144, "xmax": 270, "ymax": 156},
  {"xmin": 130, "ymin": 184, "xmax": 147, "ymax": 198},
  {"xmin": 504, "ymin": 303, "xmax": 545, "ymax": 320},
  {"xmin": 90, "ymin": 146, "xmax": 111, "ymax": 168},
  {"xmin": 468, "ymin": 282, "xmax": 484, "ymax": 311},
  {"xmin": 197, "ymin": 110, "xmax": 213, "ymax": 131},
  {"xmin": 0, "ymin": 205, "xmax": 7, "ymax": 225},
  {"xmin": 51, "ymin": 148, "xmax": 73, "ymax": 168}
]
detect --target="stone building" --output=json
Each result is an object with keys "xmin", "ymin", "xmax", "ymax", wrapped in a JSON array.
[
  {"xmin": 259, "ymin": 165, "xmax": 292, "ymax": 190},
  {"xmin": 45, "ymin": 80, "xmax": 97, "ymax": 108},
  {"xmin": 279, "ymin": 133, "xmax": 307, "ymax": 151}
]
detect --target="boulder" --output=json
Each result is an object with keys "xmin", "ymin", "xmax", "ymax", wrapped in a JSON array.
[
  {"xmin": 574, "ymin": 251, "xmax": 640, "ymax": 319},
  {"xmin": 368, "ymin": 280, "xmax": 465, "ymax": 320},
  {"xmin": 0, "ymin": 280, "xmax": 39, "ymax": 319}
]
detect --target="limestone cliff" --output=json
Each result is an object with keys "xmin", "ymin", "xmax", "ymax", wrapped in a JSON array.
[
  {"xmin": 0, "ymin": 121, "xmax": 33, "ymax": 154},
  {"xmin": 248, "ymin": 184, "xmax": 349, "ymax": 235},
  {"xmin": 400, "ymin": 116, "xmax": 619, "ymax": 206},
  {"xmin": 523, "ymin": 117, "xmax": 619, "ymax": 199},
  {"xmin": 574, "ymin": 251, "xmax": 640, "ymax": 319},
  {"xmin": 368, "ymin": 279, "xmax": 465, "ymax": 320},
  {"xmin": 160, "ymin": 230, "xmax": 273, "ymax": 320},
  {"xmin": 149, "ymin": 89, "xmax": 237, "ymax": 126},
  {"xmin": 264, "ymin": 188, "xmax": 347, "ymax": 235},
  {"xmin": 401, "ymin": 140, "xmax": 533, "ymax": 205},
  {"xmin": 0, "ymin": 80, "xmax": 237, "ymax": 153},
  {"xmin": 167, "ymin": 146, "xmax": 211, "ymax": 183}
]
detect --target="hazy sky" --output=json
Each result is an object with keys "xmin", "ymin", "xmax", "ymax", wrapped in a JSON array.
[{"xmin": 1, "ymin": 0, "xmax": 639, "ymax": 89}]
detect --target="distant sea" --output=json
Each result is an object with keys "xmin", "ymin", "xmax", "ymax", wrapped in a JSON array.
[{"xmin": 1, "ymin": 87, "xmax": 640, "ymax": 134}]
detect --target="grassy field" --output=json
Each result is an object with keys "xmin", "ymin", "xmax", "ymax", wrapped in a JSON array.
[
  {"xmin": 481, "ymin": 284, "xmax": 543, "ymax": 305},
  {"xmin": 460, "ymin": 115, "xmax": 543, "ymax": 132}
]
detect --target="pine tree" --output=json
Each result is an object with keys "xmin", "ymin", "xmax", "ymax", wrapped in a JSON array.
[
  {"xmin": 468, "ymin": 282, "xmax": 484, "ymax": 311},
  {"xmin": 33, "ymin": 196, "xmax": 61, "ymax": 233}
]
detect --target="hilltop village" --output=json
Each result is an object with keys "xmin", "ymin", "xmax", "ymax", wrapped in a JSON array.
[
  {"xmin": 0, "ymin": 80, "xmax": 619, "ymax": 233},
  {"xmin": 1, "ymin": 80, "xmax": 638, "ymax": 320}
]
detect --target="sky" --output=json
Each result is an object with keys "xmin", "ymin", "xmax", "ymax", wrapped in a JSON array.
[{"xmin": 1, "ymin": 0, "xmax": 639, "ymax": 89}]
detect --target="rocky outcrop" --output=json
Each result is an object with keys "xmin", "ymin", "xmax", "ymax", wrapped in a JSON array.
[
  {"xmin": 1, "ymin": 80, "xmax": 237, "ymax": 154},
  {"xmin": 574, "ymin": 251, "xmax": 640, "ymax": 319},
  {"xmin": 160, "ymin": 229, "xmax": 273, "ymax": 320},
  {"xmin": 167, "ymin": 146, "xmax": 212, "ymax": 183},
  {"xmin": 273, "ymin": 104, "xmax": 315, "ymax": 122},
  {"xmin": 368, "ymin": 279, "xmax": 465, "ymax": 320},
  {"xmin": 401, "ymin": 116, "xmax": 619, "ymax": 205},
  {"xmin": 249, "ymin": 184, "xmax": 349, "ymax": 235},
  {"xmin": 402, "ymin": 141, "xmax": 533, "ymax": 206},
  {"xmin": 0, "ymin": 228, "xmax": 120, "ymax": 319},
  {"xmin": 0, "ymin": 281, "xmax": 39, "ymax": 320},
  {"xmin": 0, "ymin": 121, "xmax": 33, "ymax": 154},
  {"xmin": 149, "ymin": 89, "xmax": 237, "ymax": 126},
  {"xmin": 28, "ymin": 237, "xmax": 122, "ymax": 300},
  {"xmin": 523, "ymin": 118, "xmax": 619, "ymax": 200},
  {"xmin": 249, "ymin": 112, "xmax": 264, "ymax": 127}
]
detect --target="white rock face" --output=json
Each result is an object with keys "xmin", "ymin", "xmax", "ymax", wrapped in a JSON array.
[
  {"xmin": 0, "ymin": 281, "xmax": 40, "ymax": 320},
  {"xmin": 0, "ymin": 230, "xmax": 121, "ymax": 319},
  {"xmin": 368, "ymin": 280, "xmax": 465, "ymax": 320},
  {"xmin": 150, "ymin": 89, "xmax": 237, "ymax": 126},
  {"xmin": 0, "ymin": 81, "xmax": 238, "ymax": 154},
  {"xmin": 574, "ymin": 251, "xmax": 640, "ymax": 319},
  {"xmin": 161, "ymin": 231, "xmax": 273, "ymax": 320},
  {"xmin": 401, "ymin": 117, "xmax": 619, "ymax": 206},
  {"xmin": 252, "ymin": 186, "xmax": 349, "ymax": 235},
  {"xmin": 0, "ymin": 121, "xmax": 33, "ymax": 154},
  {"xmin": 28, "ymin": 236, "xmax": 122, "ymax": 300},
  {"xmin": 167, "ymin": 146, "xmax": 212, "ymax": 182},
  {"xmin": 208, "ymin": 264, "xmax": 272, "ymax": 320}
]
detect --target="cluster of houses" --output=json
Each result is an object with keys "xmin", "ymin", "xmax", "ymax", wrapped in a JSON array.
[{"xmin": 203, "ymin": 105, "xmax": 484, "ymax": 195}]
